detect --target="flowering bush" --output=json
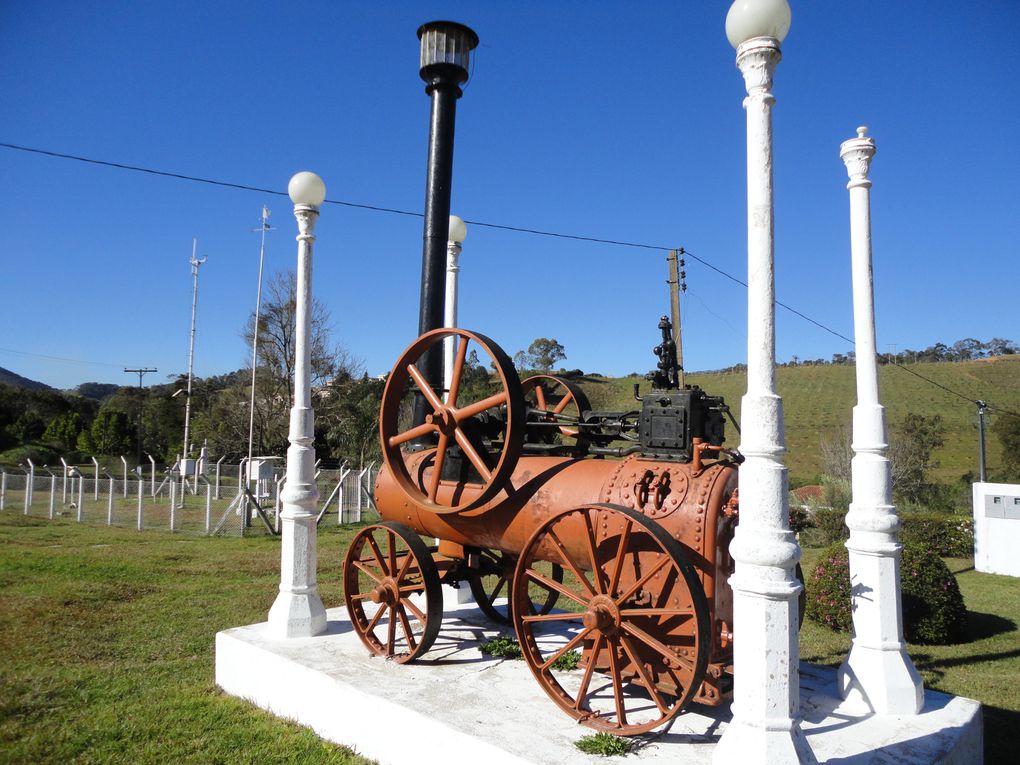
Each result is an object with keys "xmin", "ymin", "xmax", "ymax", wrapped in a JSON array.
[
  {"xmin": 806, "ymin": 542, "xmax": 967, "ymax": 644},
  {"xmin": 899, "ymin": 512, "xmax": 974, "ymax": 558}
]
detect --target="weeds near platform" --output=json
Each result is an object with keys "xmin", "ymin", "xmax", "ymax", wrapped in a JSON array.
[{"xmin": 575, "ymin": 732, "xmax": 632, "ymax": 756}]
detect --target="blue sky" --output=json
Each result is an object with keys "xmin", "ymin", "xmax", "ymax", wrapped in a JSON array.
[{"xmin": 1, "ymin": 1, "xmax": 1017, "ymax": 390}]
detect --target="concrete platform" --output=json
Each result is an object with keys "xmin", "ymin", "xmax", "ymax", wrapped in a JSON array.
[{"xmin": 215, "ymin": 589, "xmax": 982, "ymax": 764}]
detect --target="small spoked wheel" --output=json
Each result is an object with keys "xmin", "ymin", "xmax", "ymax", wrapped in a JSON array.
[
  {"xmin": 521, "ymin": 374, "xmax": 591, "ymax": 445},
  {"xmin": 379, "ymin": 328, "xmax": 525, "ymax": 513},
  {"xmin": 467, "ymin": 548, "xmax": 564, "ymax": 625},
  {"xmin": 512, "ymin": 504, "xmax": 710, "ymax": 735},
  {"xmin": 343, "ymin": 522, "xmax": 442, "ymax": 663}
]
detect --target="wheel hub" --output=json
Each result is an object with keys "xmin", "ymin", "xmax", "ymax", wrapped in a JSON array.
[
  {"xmin": 370, "ymin": 576, "xmax": 399, "ymax": 606},
  {"xmin": 425, "ymin": 407, "xmax": 458, "ymax": 436},
  {"xmin": 582, "ymin": 594, "xmax": 620, "ymax": 634}
]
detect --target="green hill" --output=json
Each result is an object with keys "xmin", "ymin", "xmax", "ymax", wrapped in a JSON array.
[{"xmin": 576, "ymin": 356, "xmax": 1020, "ymax": 484}]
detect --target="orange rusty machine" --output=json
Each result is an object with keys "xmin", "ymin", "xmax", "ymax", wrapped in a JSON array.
[{"xmin": 342, "ymin": 318, "xmax": 748, "ymax": 735}]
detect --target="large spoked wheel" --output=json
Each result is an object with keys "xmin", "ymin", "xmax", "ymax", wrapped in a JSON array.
[
  {"xmin": 379, "ymin": 328, "xmax": 525, "ymax": 514},
  {"xmin": 512, "ymin": 504, "xmax": 710, "ymax": 736},
  {"xmin": 521, "ymin": 374, "xmax": 591, "ymax": 446},
  {"xmin": 467, "ymin": 548, "xmax": 564, "ymax": 625},
  {"xmin": 343, "ymin": 522, "xmax": 442, "ymax": 663}
]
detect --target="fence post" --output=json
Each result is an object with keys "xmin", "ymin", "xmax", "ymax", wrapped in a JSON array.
[
  {"xmin": 215, "ymin": 456, "xmax": 225, "ymax": 499},
  {"xmin": 26, "ymin": 458, "xmax": 35, "ymax": 514},
  {"xmin": 169, "ymin": 474, "xmax": 177, "ymax": 533},
  {"xmin": 77, "ymin": 475, "xmax": 84, "ymax": 522},
  {"xmin": 1, "ymin": 470, "xmax": 6, "ymax": 510},
  {"xmin": 205, "ymin": 480, "xmax": 212, "ymax": 535},
  {"xmin": 107, "ymin": 476, "xmax": 115, "ymax": 525},
  {"xmin": 91, "ymin": 457, "xmax": 100, "ymax": 501},
  {"xmin": 60, "ymin": 457, "xmax": 68, "ymax": 504},
  {"xmin": 137, "ymin": 478, "xmax": 143, "ymax": 531},
  {"xmin": 121, "ymin": 456, "xmax": 129, "ymax": 497},
  {"xmin": 49, "ymin": 474, "xmax": 56, "ymax": 519},
  {"xmin": 148, "ymin": 454, "xmax": 157, "ymax": 496}
]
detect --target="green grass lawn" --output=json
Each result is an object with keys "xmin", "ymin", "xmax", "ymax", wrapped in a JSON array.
[
  {"xmin": 798, "ymin": 548, "xmax": 1020, "ymax": 765},
  {"xmin": 0, "ymin": 514, "xmax": 371, "ymax": 764},
  {"xmin": 1, "ymin": 514, "xmax": 1016, "ymax": 763}
]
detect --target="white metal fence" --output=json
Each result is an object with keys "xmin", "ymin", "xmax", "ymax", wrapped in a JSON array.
[{"xmin": 0, "ymin": 459, "xmax": 377, "ymax": 537}]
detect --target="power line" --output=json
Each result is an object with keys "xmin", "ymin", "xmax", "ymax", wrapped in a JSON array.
[
  {"xmin": 0, "ymin": 346, "xmax": 122, "ymax": 368},
  {"xmin": 3, "ymin": 140, "xmax": 1018, "ymax": 412}
]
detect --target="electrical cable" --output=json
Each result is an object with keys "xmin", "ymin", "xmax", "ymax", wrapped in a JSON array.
[{"xmin": 3, "ymin": 140, "xmax": 1018, "ymax": 413}]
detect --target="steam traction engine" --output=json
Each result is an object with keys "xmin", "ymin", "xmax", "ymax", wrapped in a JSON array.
[{"xmin": 342, "ymin": 320, "xmax": 744, "ymax": 735}]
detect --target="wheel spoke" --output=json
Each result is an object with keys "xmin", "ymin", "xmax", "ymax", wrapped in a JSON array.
[
  {"xmin": 488, "ymin": 574, "xmax": 508, "ymax": 605},
  {"xmin": 553, "ymin": 392, "xmax": 574, "ymax": 415},
  {"xmin": 365, "ymin": 535, "xmax": 387, "ymax": 576},
  {"xmin": 581, "ymin": 509, "xmax": 607, "ymax": 594},
  {"xmin": 574, "ymin": 632, "xmax": 605, "ymax": 710},
  {"xmin": 619, "ymin": 607, "xmax": 695, "ymax": 619},
  {"xmin": 446, "ymin": 337, "xmax": 470, "ymax": 406},
  {"xmin": 398, "ymin": 583, "xmax": 425, "ymax": 594},
  {"xmin": 453, "ymin": 430, "xmax": 493, "ymax": 482},
  {"xmin": 395, "ymin": 549, "xmax": 416, "ymax": 582},
  {"xmin": 614, "ymin": 556, "xmax": 671, "ymax": 606},
  {"xmin": 520, "ymin": 612, "xmax": 586, "ymax": 624},
  {"xmin": 620, "ymin": 620, "xmax": 694, "ymax": 671},
  {"xmin": 401, "ymin": 595, "xmax": 427, "ymax": 623},
  {"xmin": 364, "ymin": 603, "xmax": 387, "ymax": 634},
  {"xmin": 388, "ymin": 421, "xmax": 436, "ymax": 448},
  {"xmin": 525, "ymin": 567, "xmax": 589, "ymax": 607},
  {"xmin": 395, "ymin": 604, "xmax": 417, "ymax": 652},
  {"xmin": 607, "ymin": 518, "xmax": 633, "ymax": 598},
  {"xmin": 620, "ymin": 634, "xmax": 670, "ymax": 715},
  {"xmin": 427, "ymin": 433, "xmax": 450, "ymax": 502},
  {"xmin": 386, "ymin": 530, "xmax": 396, "ymax": 578},
  {"xmin": 607, "ymin": 637, "xmax": 627, "ymax": 726},
  {"xmin": 352, "ymin": 559, "xmax": 383, "ymax": 584},
  {"xmin": 534, "ymin": 384, "xmax": 547, "ymax": 411},
  {"xmin": 540, "ymin": 626, "xmax": 592, "ymax": 672},
  {"xmin": 454, "ymin": 391, "xmax": 509, "ymax": 422},
  {"xmin": 387, "ymin": 605, "xmax": 396, "ymax": 654},
  {"xmin": 407, "ymin": 364, "xmax": 444, "ymax": 411},
  {"xmin": 547, "ymin": 528, "xmax": 597, "ymax": 597}
]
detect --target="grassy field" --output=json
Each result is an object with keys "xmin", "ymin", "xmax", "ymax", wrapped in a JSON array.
[
  {"xmin": 578, "ymin": 355, "xmax": 1020, "ymax": 484},
  {"xmin": 1, "ymin": 515, "xmax": 1017, "ymax": 763}
]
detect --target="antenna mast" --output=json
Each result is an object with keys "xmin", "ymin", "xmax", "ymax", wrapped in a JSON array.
[
  {"xmin": 247, "ymin": 206, "xmax": 273, "ymax": 475},
  {"xmin": 182, "ymin": 239, "xmax": 207, "ymax": 460}
]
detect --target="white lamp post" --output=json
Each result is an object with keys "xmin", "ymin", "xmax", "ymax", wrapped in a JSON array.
[
  {"xmin": 267, "ymin": 171, "xmax": 328, "ymax": 638},
  {"xmin": 837, "ymin": 127, "xmax": 924, "ymax": 714},
  {"xmin": 443, "ymin": 214, "xmax": 467, "ymax": 401},
  {"xmin": 715, "ymin": 2, "xmax": 815, "ymax": 764}
]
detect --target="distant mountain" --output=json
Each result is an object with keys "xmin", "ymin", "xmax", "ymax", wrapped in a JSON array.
[{"xmin": 0, "ymin": 367, "xmax": 52, "ymax": 391}]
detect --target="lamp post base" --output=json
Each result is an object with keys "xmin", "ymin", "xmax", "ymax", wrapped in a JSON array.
[{"xmin": 267, "ymin": 587, "xmax": 327, "ymax": 639}]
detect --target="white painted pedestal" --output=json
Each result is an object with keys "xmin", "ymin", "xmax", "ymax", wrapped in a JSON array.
[{"xmin": 216, "ymin": 590, "xmax": 982, "ymax": 764}]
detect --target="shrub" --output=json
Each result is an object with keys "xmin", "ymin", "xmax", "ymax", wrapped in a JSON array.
[
  {"xmin": 801, "ymin": 508, "xmax": 849, "ymax": 548},
  {"xmin": 806, "ymin": 542, "xmax": 967, "ymax": 644},
  {"xmin": 900, "ymin": 512, "xmax": 973, "ymax": 558},
  {"xmin": 478, "ymin": 635, "xmax": 522, "ymax": 659}
]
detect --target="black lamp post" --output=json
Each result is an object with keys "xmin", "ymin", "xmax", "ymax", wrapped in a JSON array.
[{"xmin": 413, "ymin": 20, "xmax": 478, "ymax": 428}]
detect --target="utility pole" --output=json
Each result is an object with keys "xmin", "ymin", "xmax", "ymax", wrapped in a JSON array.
[
  {"xmin": 124, "ymin": 367, "xmax": 157, "ymax": 467},
  {"xmin": 183, "ymin": 239, "xmax": 207, "ymax": 464},
  {"xmin": 666, "ymin": 248, "xmax": 686, "ymax": 387},
  {"xmin": 977, "ymin": 400, "xmax": 988, "ymax": 482}
]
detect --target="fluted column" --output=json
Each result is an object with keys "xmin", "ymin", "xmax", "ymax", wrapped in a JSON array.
[
  {"xmin": 836, "ymin": 127, "xmax": 923, "ymax": 713},
  {"xmin": 267, "ymin": 176, "xmax": 328, "ymax": 639},
  {"xmin": 714, "ymin": 35, "xmax": 814, "ymax": 765}
]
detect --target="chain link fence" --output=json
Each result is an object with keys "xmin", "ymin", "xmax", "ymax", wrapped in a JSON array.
[{"xmin": 0, "ymin": 461, "xmax": 378, "ymax": 537}]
